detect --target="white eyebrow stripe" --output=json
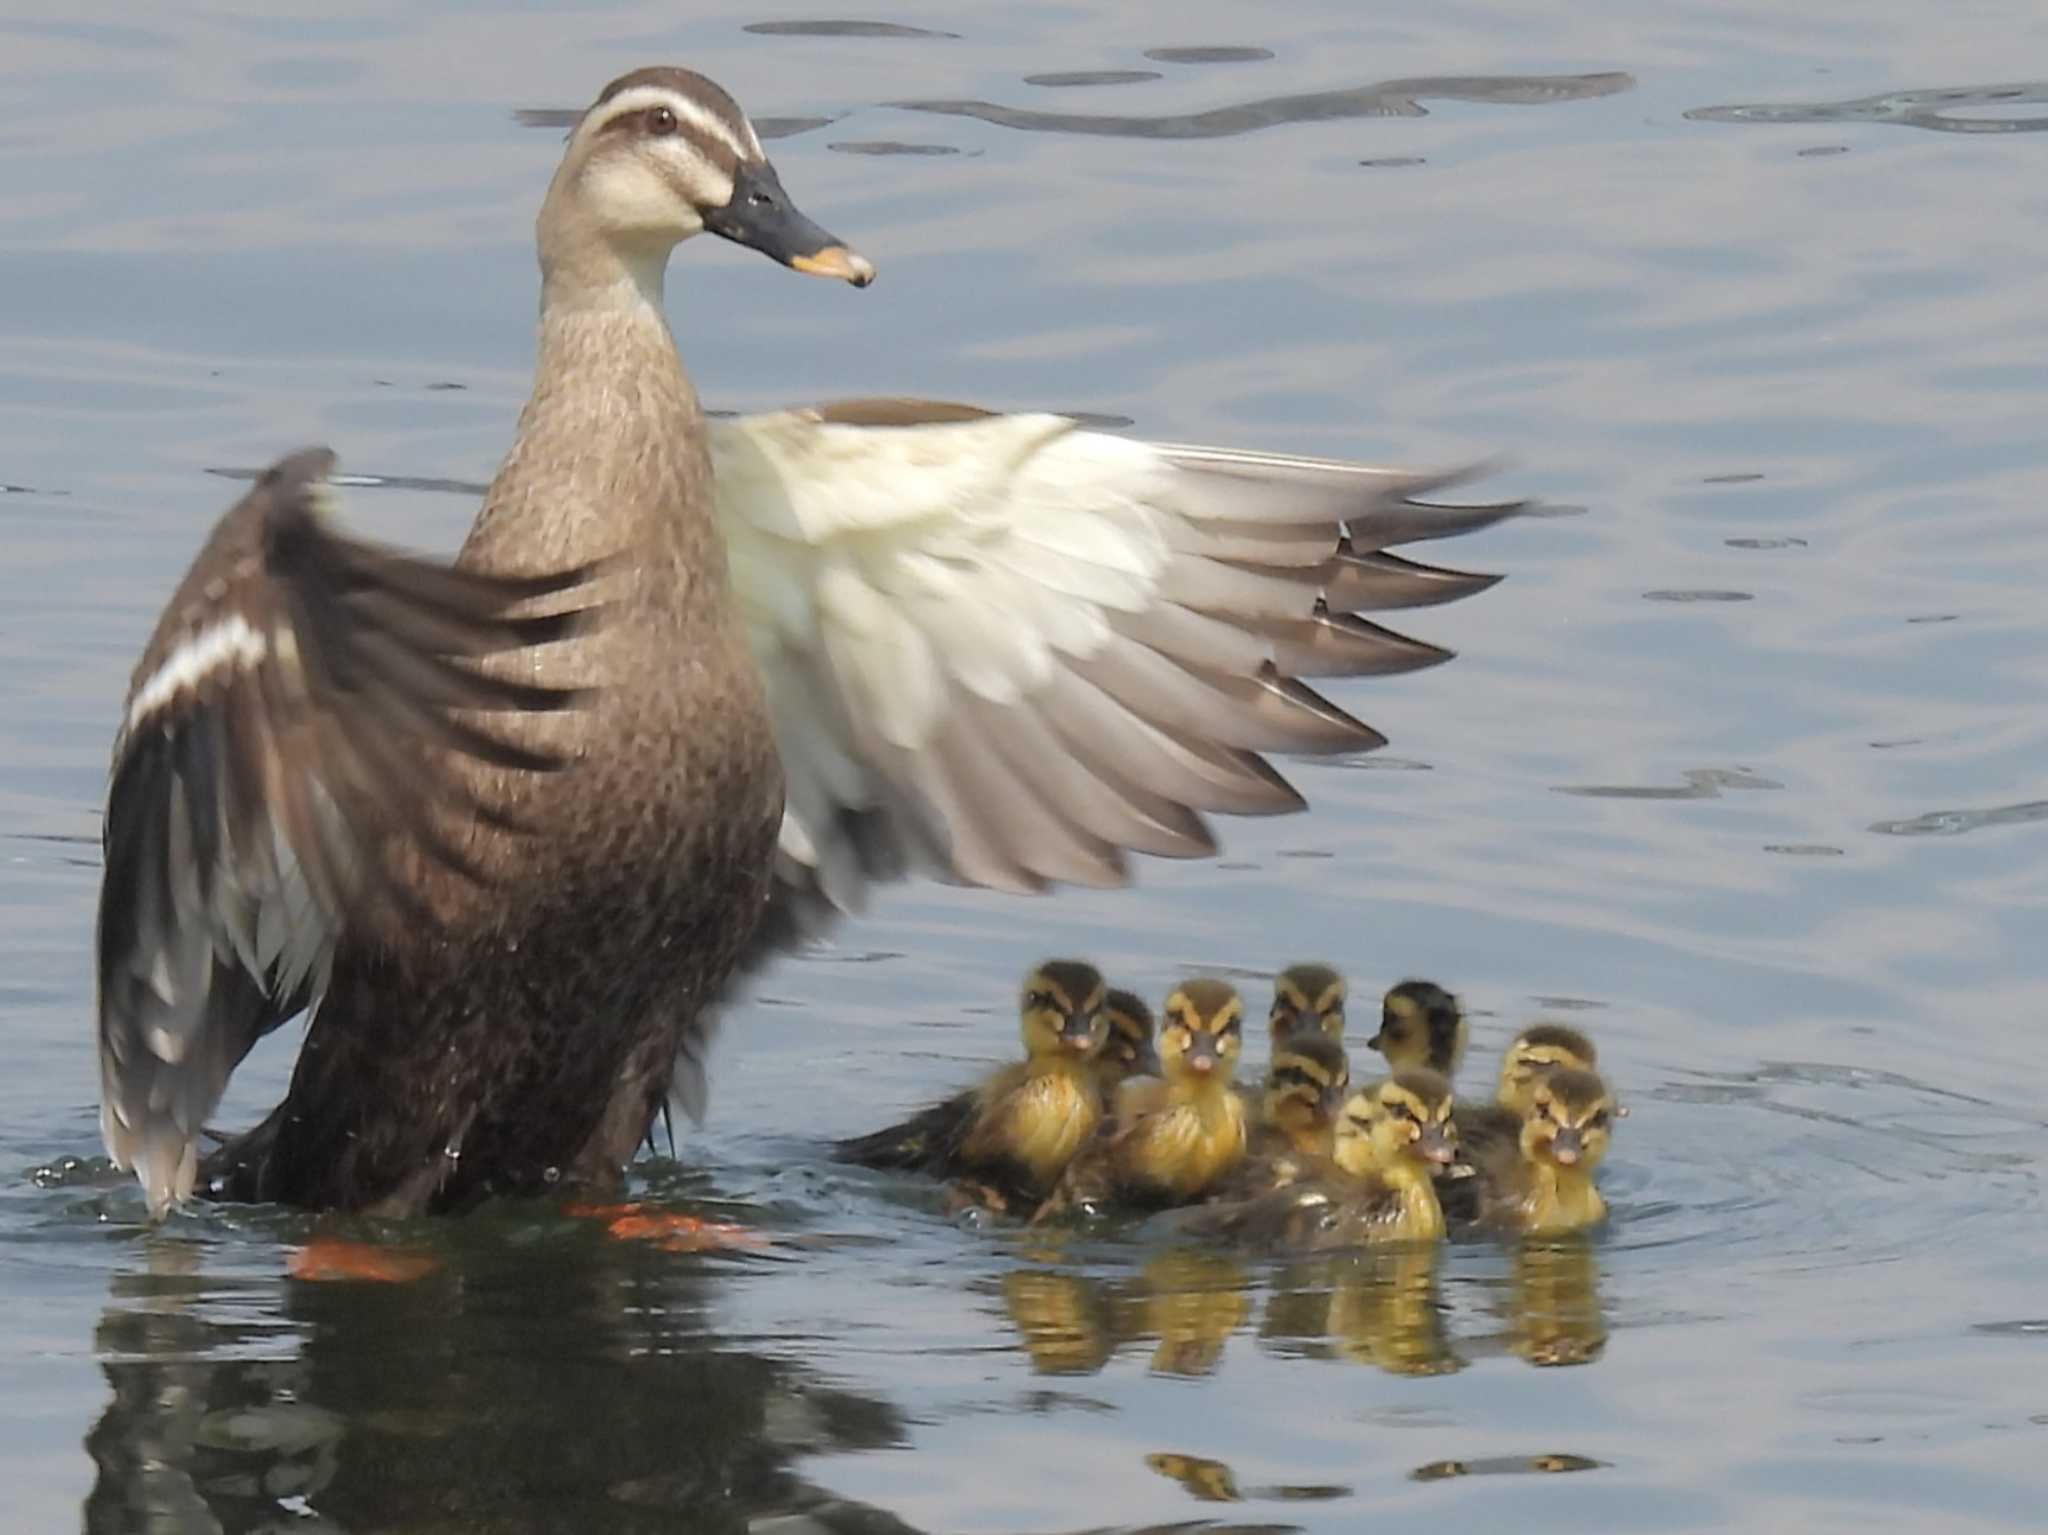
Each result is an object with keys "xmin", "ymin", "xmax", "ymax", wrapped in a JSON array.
[
  {"xmin": 595, "ymin": 85, "xmax": 752, "ymax": 159},
  {"xmin": 126, "ymin": 615, "xmax": 268, "ymax": 731}
]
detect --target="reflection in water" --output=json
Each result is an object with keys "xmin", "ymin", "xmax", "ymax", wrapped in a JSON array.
[
  {"xmin": 85, "ymin": 1230, "xmax": 913, "ymax": 1533},
  {"xmin": 1688, "ymin": 81, "xmax": 2048, "ymax": 134},
  {"xmin": 1870, "ymin": 798, "xmax": 2048, "ymax": 837},
  {"xmin": 1134, "ymin": 1250, "xmax": 1250, "ymax": 1377},
  {"xmin": 744, "ymin": 20, "xmax": 958, "ymax": 39},
  {"xmin": 1326, "ymin": 1245, "xmax": 1460, "ymax": 1377},
  {"xmin": 1412, "ymin": 1452, "xmax": 1604, "ymax": 1481},
  {"xmin": 1003, "ymin": 1268, "xmax": 1114, "ymax": 1375},
  {"xmin": 1556, "ymin": 766, "xmax": 1781, "ymax": 800},
  {"xmin": 1001, "ymin": 1234, "xmax": 1597, "ymax": 1381},
  {"xmin": 1145, "ymin": 1450, "xmax": 1350, "ymax": 1505},
  {"xmin": 893, "ymin": 72, "xmax": 1633, "ymax": 140},
  {"xmin": 1504, "ymin": 1237, "xmax": 1608, "ymax": 1368}
]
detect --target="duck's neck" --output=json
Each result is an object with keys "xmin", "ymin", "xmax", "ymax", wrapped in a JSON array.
[
  {"xmin": 1521, "ymin": 1161, "xmax": 1606, "ymax": 1233},
  {"xmin": 467, "ymin": 235, "xmax": 713, "ymax": 579},
  {"xmin": 1027, "ymin": 1052, "xmax": 1094, "ymax": 1084},
  {"xmin": 1381, "ymin": 1159, "xmax": 1445, "ymax": 1241}
]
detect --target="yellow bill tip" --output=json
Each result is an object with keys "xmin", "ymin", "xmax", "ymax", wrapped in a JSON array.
[{"xmin": 792, "ymin": 244, "xmax": 876, "ymax": 286}]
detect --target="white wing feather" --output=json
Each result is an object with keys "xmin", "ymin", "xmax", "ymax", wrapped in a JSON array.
[{"xmin": 709, "ymin": 402, "xmax": 1520, "ymax": 935}]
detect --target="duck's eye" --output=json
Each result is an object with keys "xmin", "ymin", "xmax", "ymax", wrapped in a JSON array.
[
  {"xmin": 746, "ymin": 188, "xmax": 775, "ymax": 210},
  {"xmin": 1588, "ymin": 1111, "xmax": 1610, "ymax": 1129},
  {"xmin": 647, "ymin": 106, "xmax": 679, "ymax": 136}
]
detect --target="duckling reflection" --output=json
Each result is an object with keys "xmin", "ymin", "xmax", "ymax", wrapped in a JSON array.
[
  {"xmin": 1505, "ymin": 1234, "xmax": 1608, "ymax": 1367},
  {"xmin": 1129, "ymin": 1249, "xmax": 1250, "ymax": 1376},
  {"xmin": 1001, "ymin": 1269, "xmax": 1112, "ymax": 1375},
  {"xmin": 1036, "ymin": 978, "xmax": 1249, "ymax": 1219},
  {"xmin": 1144, "ymin": 1452, "xmax": 1242, "ymax": 1502},
  {"xmin": 834, "ymin": 959, "xmax": 1109, "ymax": 1207},
  {"xmin": 1269, "ymin": 962, "xmax": 1347, "ymax": 1045},
  {"xmin": 1368, "ymin": 979, "xmax": 1467, "ymax": 1077},
  {"xmin": 1327, "ymin": 1244, "xmax": 1461, "ymax": 1377}
]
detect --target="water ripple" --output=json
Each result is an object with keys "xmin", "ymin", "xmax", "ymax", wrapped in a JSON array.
[
  {"xmin": 893, "ymin": 71, "xmax": 1633, "ymax": 140},
  {"xmin": 1688, "ymin": 80, "xmax": 2048, "ymax": 135},
  {"xmin": 1870, "ymin": 800, "xmax": 2048, "ymax": 837}
]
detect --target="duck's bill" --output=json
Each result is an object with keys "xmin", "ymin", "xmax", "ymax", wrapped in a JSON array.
[
  {"xmin": 1549, "ymin": 1128, "xmax": 1583, "ymax": 1165},
  {"xmin": 1416, "ymin": 1123, "xmax": 1456, "ymax": 1164},
  {"xmin": 704, "ymin": 161, "xmax": 875, "ymax": 286}
]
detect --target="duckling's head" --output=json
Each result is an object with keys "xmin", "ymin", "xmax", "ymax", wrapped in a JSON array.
[
  {"xmin": 1368, "ymin": 981, "xmax": 1467, "ymax": 1077},
  {"xmin": 1269, "ymin": 963, "xmax": 1347, "ymax": 1044},
  {"xmin": 1262, "ymin": 1032, "xmax": 1351, "ymax": 1134},
  {"xmin": 1497, "ymin": 1023, "xmax": 1599, "ymax": 1116},
  {"xmin": 1158, "ymin": 978, "xmax": 1245, "ymax": 1083},
  {"xmin": 546, "ymin": 66, "xmax": 873, "ymax": 296},
  {"xmin": 1096, "ymin": 988, "xmax": 1160, "ymax": 1082},
  {"xmin": 1019, "ymin": 960, "xmax": 1109, "ymax": 1061},
  {"xmin": 1518, "ymin": 1068, "xmax": 1615, "ymax": 1172},
  {"xmin": 1334, "ymin": 1070, "xmax": 1458, "ymax": 1176}
]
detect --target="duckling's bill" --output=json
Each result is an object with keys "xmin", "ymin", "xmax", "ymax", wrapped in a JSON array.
[{"xmin": 701, "ymin": 161, "xmax": 875, "ymax": 285}]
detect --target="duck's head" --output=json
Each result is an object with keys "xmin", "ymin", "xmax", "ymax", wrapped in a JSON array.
[
  {"xmin": 1368, "ymin": 980, "xmax": 1467, "ymax": 1077},
  {"xmin": 1334, "ymin": 1070, "xmax": 1457, "ymax": 1176},
  {"xmin": 1497, "ymin": 1023, "xmax": 1598, "ymax": 1116},
  {"xmin": 1096, "ymin": 987, "xmax": 1160, "ymax": 1083},
  {"xmin": 1262, "ymin": 1032, "xmax": 1351, "ymax": 1136},
  {"xmin": 1269, "ymin": 963, "xmax": 1347, "ymax": 1044},
  {"xmin": 1518, "ymin": 1068, "xmax": 1615, "ymax": 1172},
  {"xmin": 1158, "ymin": 978, "xmax": 1245, "ymax": 1084},
  {"xmin": 544, "ymin": 66, "xmax": 874, "ymax": 297},
  {"xmin": 1018, "ymin": 960, "xmax": 1109, "ymax": 1060}
]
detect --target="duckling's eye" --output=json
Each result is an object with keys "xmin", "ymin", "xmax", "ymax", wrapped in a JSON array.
[
  {"xmin": 746, "ymin": 188, "xmax": 775, "ymax": 209},
  {"xmin": 1023, "ymin": 991, "xmax": 1053, "ymax": 1011},
  {"xmin": 1588, "ymin": 1111, "xmax": 1611, "ymax": 1129},
  {"xmin": 647, "ymin": 106, "xmax": 679, "ymax": 136}
]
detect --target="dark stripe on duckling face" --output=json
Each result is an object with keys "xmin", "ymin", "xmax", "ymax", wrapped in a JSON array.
[
  {"xmin": 1270, "ymin": 963, "xmax": 1346, "ymax": 1041},
  {"xmin": 1162, "ymin": 978, "xmax": 1244, "ymax": 1077},
  {"xmin": 1522, "ymin": 1067, "xmax": 1615, "ymax": 1168},
  {"xmin": 1100, "ymin": 988, "xmax": 1156, "ymax": 1068},
  {"xmin": 1021, "ymin": 959, "xmax": 1109, "ymax": 1055}
]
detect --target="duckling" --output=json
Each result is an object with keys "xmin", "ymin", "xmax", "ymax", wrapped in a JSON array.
[
  {"xmin": 1367, "ymin": 980, "xmax": 1467, "ymax": 1078},
  {"xmin": 1254, "ymin": 1032, "xmax": 1351, "ymax": 1162},
  {"xmin": 1093, "ymin": 987, "xmax": 1161, "ymax": 1094},
  {"xmin": 1496, "ymin": 1022, "xmax": 1598, "ymax": 1115},
  {"xmin": 1470, "ymin": 1067, "xmax": 1615, "ymax": 1236},
  {"xmin": 832, "ymin": 960, "xmax": 1107, "ymax": 1204},
  {"xmin": 1442, "ymin": 1021, "xmax": 1602, "ymax": 1219},
  {"xmin": 1268, "ymin": 963, "xmax": 1347, "ymax": 1045},
  {"xmin": 1035, "ymin": 979, "xmax": 1250, "ymax": 1218},
  {"xmin": 1172, "ymin": 1070, "xmax": 1458, "ymax": 1249}
]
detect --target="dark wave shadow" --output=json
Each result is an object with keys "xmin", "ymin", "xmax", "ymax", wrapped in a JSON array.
[
  {"xmin": 1688, "ymin": 81, "xmax": 2048, "ymax": 135},
  {"xmin": 1871, "ymin": 798, "xmax": 2048, "ymax": 836},
  {"xmin": 891, "ymin": 71, "xmax": 1632, "ymax": 140},
  {"xmin": 84, "ymin": 1228, "xmax": 917, "ymax": 1533}
]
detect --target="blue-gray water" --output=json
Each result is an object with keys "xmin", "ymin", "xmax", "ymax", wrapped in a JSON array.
[{"xmin": 4, "ymin": 3, "xmax": 2046, "ymax": 1530}]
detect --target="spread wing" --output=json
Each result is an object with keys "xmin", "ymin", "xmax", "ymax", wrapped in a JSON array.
[
  {"xmin": 714, "ymin": 398, "xmax": 1519, "ymax": 935},
  {"xmin": 96, "ymin": 448, "xmax": 600, "ymax": 1216}
]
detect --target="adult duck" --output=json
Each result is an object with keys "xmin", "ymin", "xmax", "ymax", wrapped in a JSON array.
[{"xmin": 96, "ymin": 66, "xmax": 1520, "ymax": 1217}]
